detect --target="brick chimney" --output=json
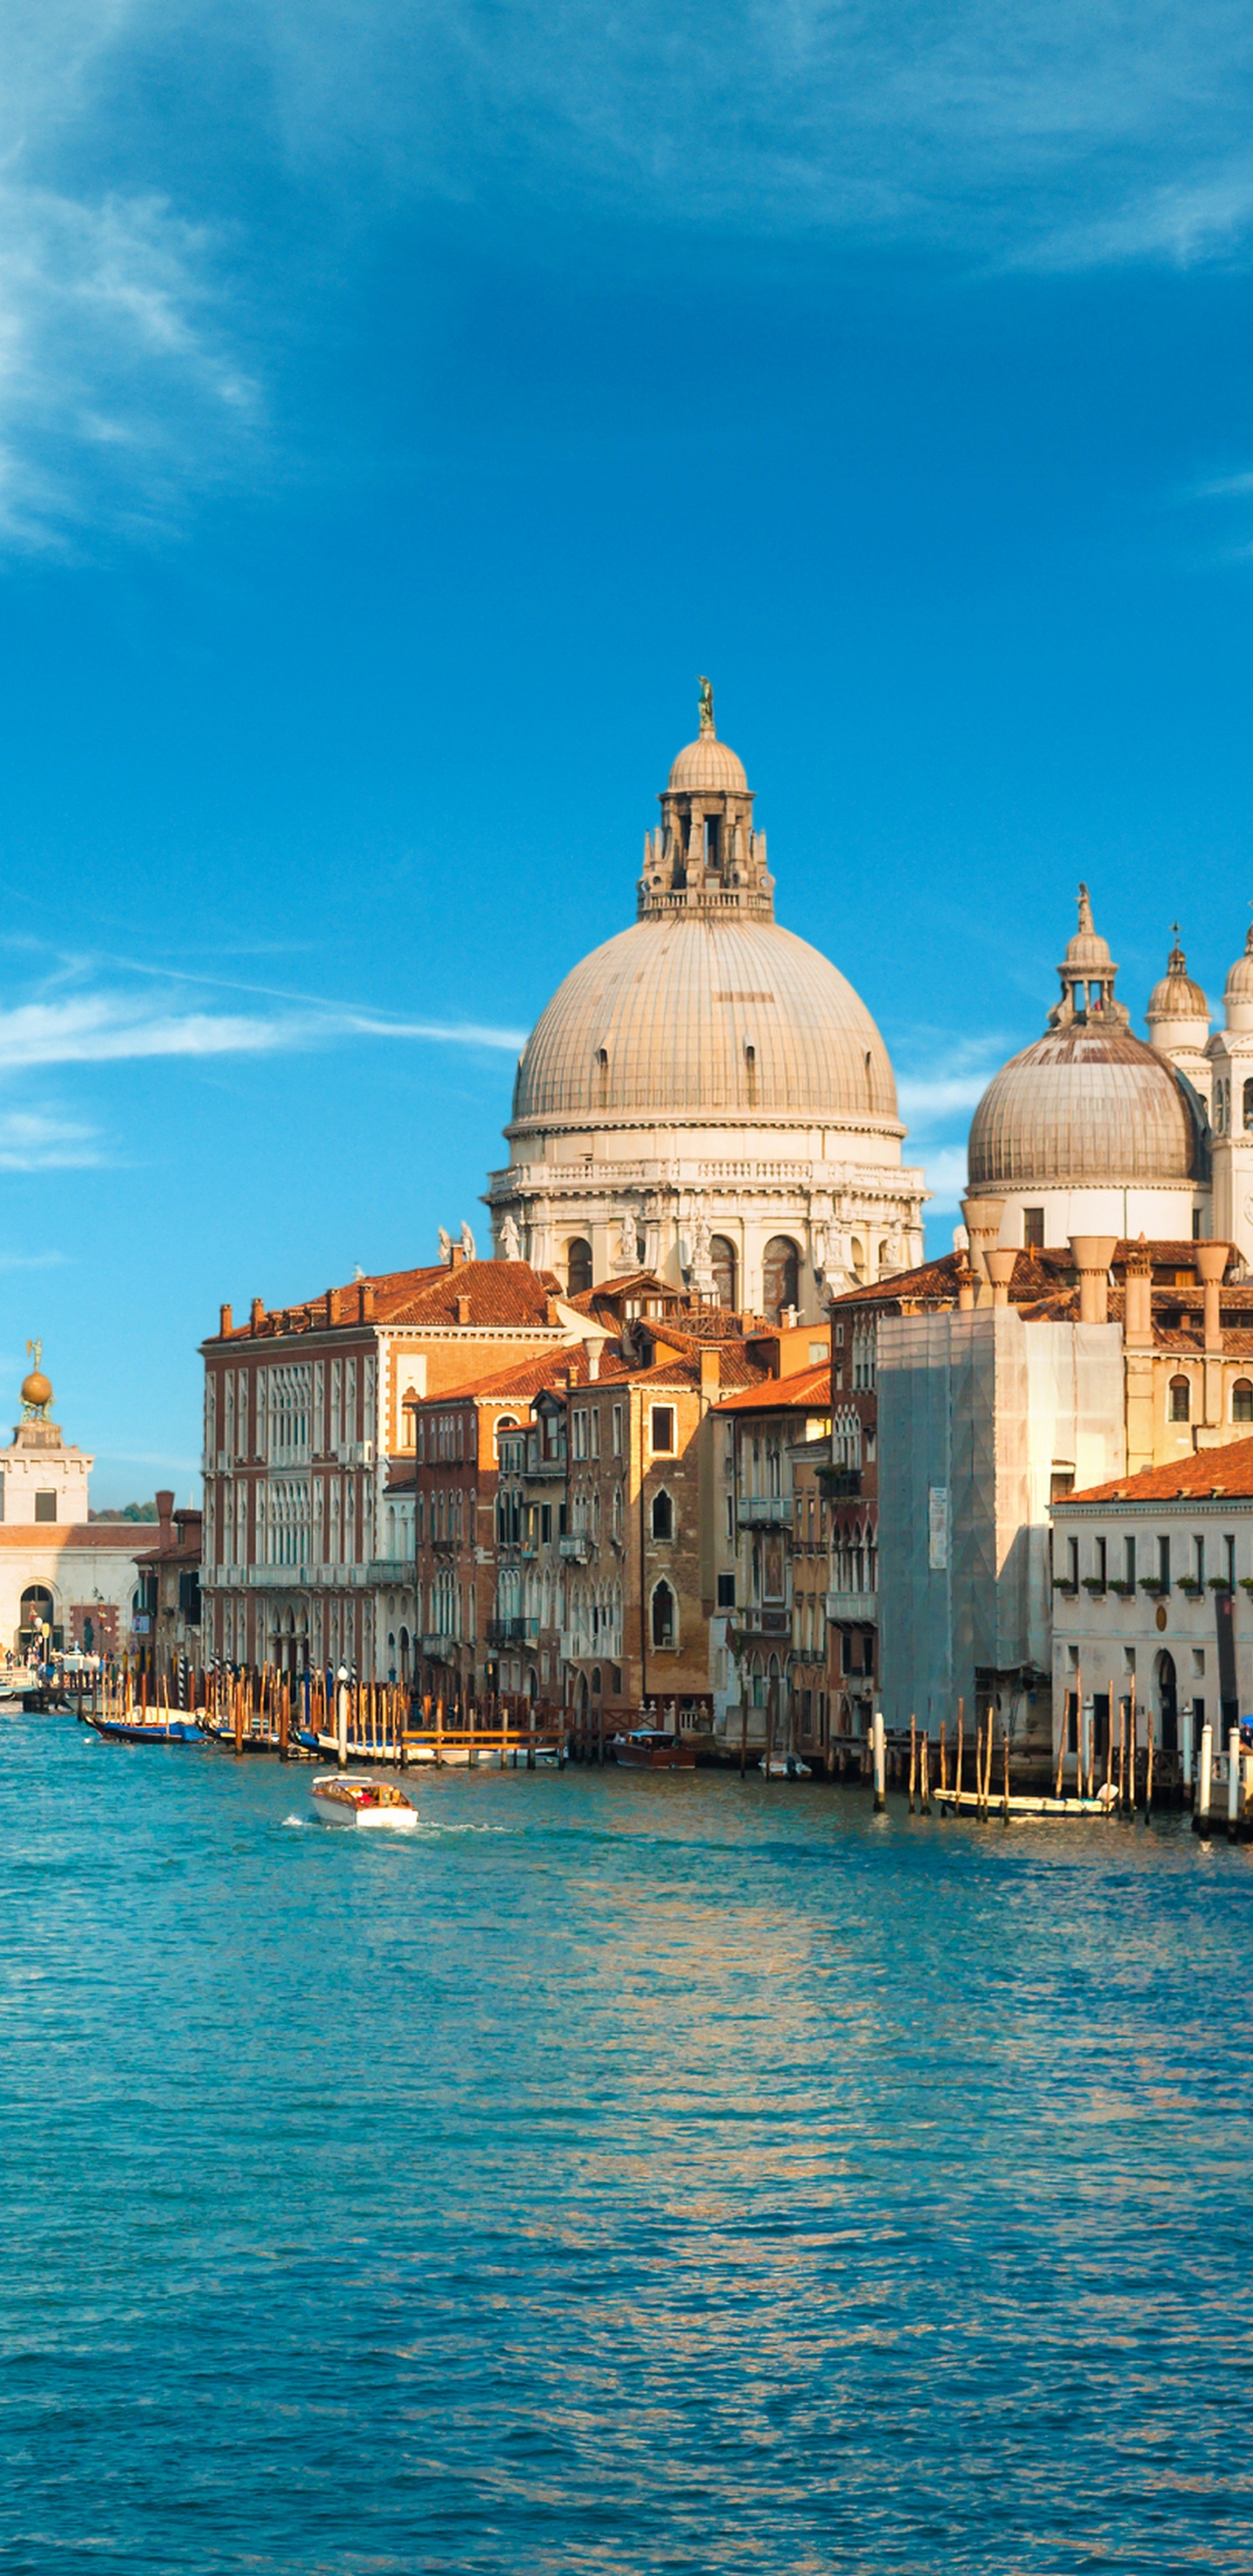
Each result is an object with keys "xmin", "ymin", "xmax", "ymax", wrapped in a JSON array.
[
  {"xmin": 700, "ymin": 1346, "xmax": 720, "ymax": 1400},
  {"xmin": 156, "ymin": 1488, "xmax": 174, "ymax": 1541},
  {"xmin": 324, "ymin": 1289, "xmax": 336, "ymax": 1327},
  {"xmin": 218, "ymin": 1303, "xmax": 232, "ymax": 1338},
  {"xmin": 456, "ymin": 1293, "xmax": 472, "ymax": 1325},
  {"xmin": 358, "ymin": 1282, "xmax": 376, "ymax": 1323},
  {"xmin": 449, "ymin": 1243, "xmax": 466, "ymax": 1269},
  {"xmin": 250, "ymin": 1296, "xmax": 265, "ymax": 1332}
]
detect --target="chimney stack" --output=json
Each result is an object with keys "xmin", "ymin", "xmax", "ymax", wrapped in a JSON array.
[
  {"xmin": 456, "ymin": 1293, "xmax": 472, "ymax": 1326},
  {"xmin": 156, "ymin": 1488, "xmax": 174, "ymax": 1540},
  {"xmin": 1195, "ymin": 1241, "xmax": 1227, "ymax": 1351},
  {"xmin": 700, "ymin": 1346, "xmax": 721, "ymax": 1401},
  {"xmin": 250, "ymin": 1296, "xmax": 265, "ymax": 1332},
  {"xmin": 583, "ymin": 1336, "xmax": 601, "ymax": 1383},
  {"xmin": 986, "ymin": 1248, "xmax": 1017, "ymax": 1311},
  {"xmin": 1069, "ymin": 1236, "xmax": 1118, "ymax": 1327},
  {"xmin": 218, "ymin": 1303, "xmax": 232, "ymax": 1338},
  {"xmin": 961, "ymin": 1195, "xmax": 1005, "ymax": 1301},
  {"xmin": 1123, "ymin": 1236, "xmax": 1153, "ymax": 1346},
  {"xmin": 358, "ymin": 1282, "xmax": 377, "ymax": 1323}
]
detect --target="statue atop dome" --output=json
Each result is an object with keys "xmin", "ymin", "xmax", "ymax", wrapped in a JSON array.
[
  {"xmin": 698, "ymin": 674, "xmax": 714, "ymax": 737},
  {"xmin": 20, "ymin": 1339, "xmax": 53, "ymax": 1421}
]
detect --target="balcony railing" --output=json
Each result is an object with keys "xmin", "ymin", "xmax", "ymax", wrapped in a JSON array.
[
  {"xmin": 559, "ymin": 1533, "xmax": 593, "ymax": 1562},
  {"xmin": 366, "ymin": 1559, "xmax": 414, "ymax": 1584},
  {"xmin": 736, "ymin": 1495, "xmax": 791, "ymax": 1529},
  {"xmin": 420, "ymin": 1633, "xmax": 459, "ymax": 1660},
  {"xmin": 486, "ymin": 1616, "xmax": 539, "ymax": 1646},
  {"xmin": 825, "ymin": 1588, "xmax": 878, "ymax": 1623}
]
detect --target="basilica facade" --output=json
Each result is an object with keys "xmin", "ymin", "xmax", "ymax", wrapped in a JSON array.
[{"xmin": 485, "ymin": 698, "xmax": 927, "ymax": 1322}]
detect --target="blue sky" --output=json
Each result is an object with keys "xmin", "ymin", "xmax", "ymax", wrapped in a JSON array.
[{"xmin": 7, "ymin": 2, "xmax": 1253, "ymax": 1496}]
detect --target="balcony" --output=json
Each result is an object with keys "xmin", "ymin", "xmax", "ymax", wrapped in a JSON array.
[
  {"xmin": 486, "ymin": 1616, "xmax": 539, "ymax": 1646},
  {"xmin": 826, "ymin": 1589, "xmax": 878, "ymax": 1623},
  {"xmin": 736, "ymin": 1495, "xmax": 791, "ymax": 1529},
  {"xmin": 526, "ymin": 1455, "xmax": 566, "ymax": 1480},
  {"xmin": 559, "ymin": 1533, "xmax": 593, "ymax": 1562},
  {"xmin": 420, "ymin": 1633, "xmax": 459, "ymax": 1660},
  {"xmin": 738, "ymin": 1605, "xmax": 791, "ymax": 1636},
  {"xmin": 366, "ymin": 1559, "xmax": 414, "ymax": 1585},
  {"xmin": 822, "ymin": 1467, "xmax": 863, "ymax": 1500}
]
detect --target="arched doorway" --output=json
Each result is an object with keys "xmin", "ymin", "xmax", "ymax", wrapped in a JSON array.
[
  {"xmin": 761, "ymin": 1237, "xmax": 800, "ymax": 1323},
  {"xmin": 20, "ymin": 1584, "xmax": 56, "ymax": 1654},
  {"xmin": 711, "ymin": 1235, "xmax": 738, "ymax": 1309},
  {"xmin": 1156, "ymin": 1649, "xmax": 1178, "ymax": 1754},
  {"xmin": 566, "ymin": 1238, "xmax": 593, "ymax": 1297}
]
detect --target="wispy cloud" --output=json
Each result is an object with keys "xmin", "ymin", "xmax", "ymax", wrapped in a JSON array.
[
  {"xmin": 0, "ymin": 990, "xmax": 525, "ymax": 1069},
  {"xmin": 919, "ymin": 1145, "xmax": 970, "ymax": 1214},
  {"xmin": 3, "ymin": 3, "xmax": 1253, "ymax": 549},
  {"xmin": 0, "ymin": 1110, "xmax": 104, "ymax": 1169}
]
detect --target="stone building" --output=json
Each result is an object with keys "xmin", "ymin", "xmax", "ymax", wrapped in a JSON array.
[
  {"xmin": 486, "ymin": 689, "xmax": 927, "ymax": 1317},
  {"xmin": 200, "ymin": 1249, "xmax": 593, "ymax": 1680},
  {"xmin": 0, "ymin": 1353, "xmax": 153, "ymax": 1656},
  {"xmin": 1049, "ymin": 1439, "xmax": 1253, "ymax": 1788}
]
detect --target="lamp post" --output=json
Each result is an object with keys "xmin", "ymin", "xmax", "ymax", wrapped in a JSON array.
[{"xmin": 336, "ymin": 1664, "xmax": 350, "ymax": 1770}]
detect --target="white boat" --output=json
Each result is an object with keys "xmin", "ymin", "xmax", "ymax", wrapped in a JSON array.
[
  {"xmin": 934, "ymin": 1783, "xmax": 1116, "ymax": 1819},
  {"xmin": 312, "ymin": 1774, "xmax": 418, "ymax": 1830}
]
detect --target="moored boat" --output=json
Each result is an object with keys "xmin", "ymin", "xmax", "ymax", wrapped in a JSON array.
[
  {"xmin": 760, "ymin": 1754, "xmax": 811, "ymax": 1779},
  {"xmin": 934, "ymin": 1783, "xmax": 1115, "ymax": 1819},
  {"xmin": 611, "ymin": 1727, "xmax": 696, "ymax": 1770},
  {"xmin": 312, "ymin": 1773, "xmax": 418, "ymax": 1829},
  {"xmin": 90, "ymin": 1714, "xmax": 204, "ymax": 1745}
]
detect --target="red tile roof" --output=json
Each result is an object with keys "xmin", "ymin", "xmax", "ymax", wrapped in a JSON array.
[
  {"xmin": 210, "ymin": 1259, "xmax": 565, "ymax": 1341},
  {"xmin": 1066, "ymin": 1439, "xmax": 1253, "ymax": 1505},
  {"xmin": 713, "ymin": 1361, "xmax": 833, "ymax": 1415}
]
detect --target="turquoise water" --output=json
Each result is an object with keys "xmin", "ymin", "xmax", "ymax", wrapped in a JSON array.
[{"xmin": 4, "ymin": 1714, "xmax": 1253, "ymax": 2574}]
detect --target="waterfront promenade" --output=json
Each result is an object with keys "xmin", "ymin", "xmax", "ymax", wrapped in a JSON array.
[{"xmin": 4, "ymin": 1713, "xmax": 1252, "ymax": 2572}]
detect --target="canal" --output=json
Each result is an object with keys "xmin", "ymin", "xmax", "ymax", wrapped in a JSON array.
[{"xmin": 3, "ymin": 1714, "xmax": 1252, "ymax": 2571}]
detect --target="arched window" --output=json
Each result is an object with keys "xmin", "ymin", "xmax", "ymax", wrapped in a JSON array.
[
  {"xmin": 651, "ymin": 1488, "xmax": 673, "ymax": 1541},
  {"xmin": 651, "ymin": 1579, "xmax": 676, "ymax": 1649},
  {"xmin": 744, "ymin": 1042, "xmax": 757, "ymax": 1106},
  {"xmin": 596, "ymin": 1047, "xmax": 609, "ymax": 1109},
  {"xmin": 1169, "ymin": 1375, "xmax": 1191, "ymax": 1422},
  {"xmin": 711, "ymin": 1235, "xmax": 738, "ymax": 1310},
  {"xmin": 1235, "ymin": 1379, "xmax": 1253, "ymax": 1423},
  {"xmin": 1244, "ymin": 1080, "xmax": 1253, "ymax": 1133},
  {"xmin": 566, "ymin": 1238, "xmax": 593, "ymax": 1297},
  {"xmin": 761, "ymin": 1236, "xmax": 800, "ymax": 1324}
]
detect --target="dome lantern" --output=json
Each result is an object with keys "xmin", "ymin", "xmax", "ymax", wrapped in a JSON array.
[
  {"xmin": 638, "ymin": 679, "xmax": 774, "ymax": 921},
  {"xmin": 1147, "ymin": 925, "xmax": 1209, "ymax": 1051}
]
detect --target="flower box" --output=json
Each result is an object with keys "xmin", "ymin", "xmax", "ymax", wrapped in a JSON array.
[
  {"xmin": 1052, "ymin": 1578, "xmax": 1078, "ymax": 1594},
  {"xmin": 1209, "ymin": 1577, "xmax": 1234, "ymax": 1593},
  {"xmin": 1109, "ymin": 1580, "xmax": 1136, "ymax": 1597},
  {"xmin": 1178, "ymin": 1580, "xmax": 1205, "ymax": 1599},
  {"xmin": 1139, "ymin": 1579, "xmax": 1169, "ymax": 1598},
  {"xmin": 1081, "ymin": 1579, "xmax": 1108, "ymax": 1596}
]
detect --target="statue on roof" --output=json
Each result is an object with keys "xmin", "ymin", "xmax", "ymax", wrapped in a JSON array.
[
  {"xmin": 459, "ymin": 1220, "xmax": 477, "ymax": 1263},
  {"xmin": 1077, "ymin": 882, "xmax": 1094, "ymax": 935},
  {"xmin": 698, "ymin": 674, "xmax": 714, "ymax": 737},
  {"xmin": 438, "ymin": 1226, "xmax": 452, "ymax": 1265},
  {"xmin": 499, "ymin": 1212, "xmax": 521, "ymax": 1262}
]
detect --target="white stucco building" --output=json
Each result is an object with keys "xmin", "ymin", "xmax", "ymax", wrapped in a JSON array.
[
  {"xmin": 486, "ymin": 692, "xmax": 927, "ymax": 1321},
  {"xmin": 0, "ymin": 1356, "xmax": 148, "ymax": 1656}
]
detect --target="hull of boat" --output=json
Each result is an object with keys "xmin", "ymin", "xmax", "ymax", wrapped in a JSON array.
[
  {"xmin": 614, "ymin": 1743, "xmax": 697, "ymax": 1769},
  {"xmin": 90, "ymin": 1718, "xmax": 204, "ymax": 1744},
  {"xmin": 312, "ymin": 1774, "xmax": 418, "ymax": 1830},
  {"xmin": 934, "ymin": 1787, "xmax": 1112, "ymax": 1818}
]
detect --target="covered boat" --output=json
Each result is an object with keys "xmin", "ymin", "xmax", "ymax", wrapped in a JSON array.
[
  {"xmin": 90, "ymin": 1714, "xmax": 204, "ymax": 1745},
  {"xmin": 611, "ymin": 1728, "xmax": 696, "ymax": 1770},
  {"xmin": 311, "ymin": 1774, "xmax": 418, "ymax": 1830}
]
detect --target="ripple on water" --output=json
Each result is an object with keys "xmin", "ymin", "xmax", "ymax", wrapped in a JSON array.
[{"xmin": 2, "ymin": 1719, "xmax": 1252, "ymax": 2572}]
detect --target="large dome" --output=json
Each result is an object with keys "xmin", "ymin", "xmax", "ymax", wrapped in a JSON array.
[
  {"xmin": 511, "ymin": 913, "xmax": 898, "ymax": 1127},
  {"xmin": 968, "ymin": 1022, "xmax": 1198, "ymax": 1187}
]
